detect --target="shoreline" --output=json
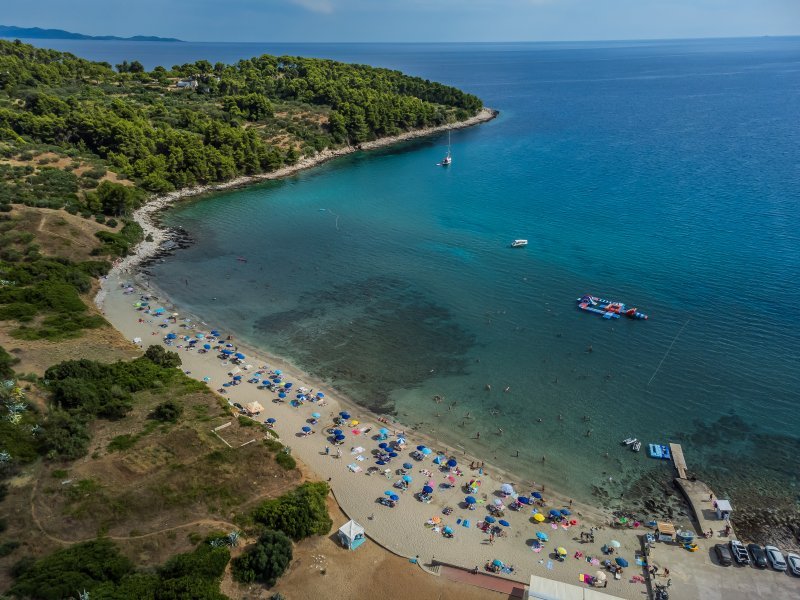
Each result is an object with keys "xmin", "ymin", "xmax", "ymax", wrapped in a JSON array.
[{"xmin": 98, "ymin": 107, "xmax": 498, "ymax": 289}]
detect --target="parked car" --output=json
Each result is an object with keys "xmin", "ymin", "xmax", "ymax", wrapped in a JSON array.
[
  {"xmin": 748, "ymin": 544, "xmax": 768, "ymax": 569},
  {"xmin": 765, "ymin": 546, "xmax": 787, "ymax": 571},
  {"xmin": 787, "ymin": 553, "xmax": 800, "ymax": 576},
  {"xmin": 715, "ymin": 543, "xmax": 733, "ymax": 566},
  {"xmin": 729, "ymin": 540, "xmax": 750, "ymax": 565}
]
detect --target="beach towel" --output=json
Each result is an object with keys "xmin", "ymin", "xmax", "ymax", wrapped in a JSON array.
[
  {"xmin": 351, "ymin": 446, "xmax": 364, "ymax": 454},
  {"xmin": 590, "ymin": 558, "xmax": 600, "ymax": 566},
  {"xmin": 347, "ymin": 463, "xmax": 361, "ymax": 473},
  {"xmin": 551, "ymin": 523, "xmax": 558, "ymax": 530},
  {"xmin": 532, "ymin": 546, "xmax": 542, "ymax": 553},
  {"xmin": 546, "ymin": 561, "xmax": 554, "ymax": 570},
  {"xmin": 355, "ymin": 455, "xmax": 365, "ymax": 461},
  {"xmin": 636, "ymin": 558, "xmax": 646, "ymax": 566}
]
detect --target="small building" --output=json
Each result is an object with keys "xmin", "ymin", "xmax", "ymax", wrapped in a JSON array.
[
  {"xmin": 656, "ymin": 522, "xmax": 676, "ymax": 543},
  {"xmin": 337, "ymin": 520, "xmax": 365, "ymax": 550},
  {"xmin": 176, "ymin": 78, "xmax": 198, "ymax": 89},
  {"xmin": 716, "ymin": 499, "xmax": 733, "ymax": 520}
]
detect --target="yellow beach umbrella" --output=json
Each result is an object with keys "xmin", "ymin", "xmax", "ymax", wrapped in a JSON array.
[
  {"xmin": 557, "ymin": 547, "xmax": 567, "ymax": 556},
  {"xmin": 351, "ymin": 420, "xmax": 359, "ymax": 425},
  {"xmin": 533, "ymin": 513, "xmax": 545, "ymax": 522}
]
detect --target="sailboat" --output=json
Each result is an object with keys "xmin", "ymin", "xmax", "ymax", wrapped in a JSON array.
[{"xmin": 440, "ymin": 130, "xmax": 452, "ymax": 166}]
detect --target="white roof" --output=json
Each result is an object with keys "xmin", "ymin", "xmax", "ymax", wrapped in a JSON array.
[
  {"xmin": 338, "ymin": 519, "xmax": 364, "ymax": 540},
  {"xmin": 528, "ymin": 575, "xmax": 623, "ymax": 599},
  {"xmin": 716, "ymin": 499, "xmax": 733, "ymax": 512}
]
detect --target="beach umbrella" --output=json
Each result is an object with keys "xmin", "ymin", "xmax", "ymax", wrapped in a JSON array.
[
  {"xmin": 335, "ymin": 434, "xmax": 345, "ymax": 441},
  {"xmin": 609, "ymin": 540, "xmax": 621, "ymax": 548},
  {"xmin": 447, "ymin": 458, "xmax": 458, "ymax": 468},
  {"xmin": 615, "ymin": 557, "xmax": 629, "ymax": 568},
  {"xmin": 484, "ymin": 516, "xmax": 496, "ymax": 524},
  {"xmin": 379, "ymin": 428, "xmax": 389, "ymax": 435},
  {"xmin": 531, "ymin": 491, "xmax": 542, "ymax": 499},
  {"xmin": 396, "ymin": 437, "xmax": 406, "ymax": 445},
  {"xmin": 340, "ymin": 412, "xmax": 351, "ymax": 420},
  {"xmin": 274, "ymin": 369, "xmax": 282, "ymax": 375},
  {"xmin": 536, "ymin": 532, "xmax": 548, "ymax": 541},
  {"xmin": 417, "ymin": 445, "xmax": 427, "ymax": 452},
  {"xmin": 274, "ymin": 379, "xmax": 282, "ymax": 384},
  {"xmin": 443, "ymin": 526, "xmax": 453, "ymax": 535},
  {"xmin": 266, "ymin": 418, "xmax": 276, "ymax": 423},
  {"xmin": 465, "ymin": 496, "xmax": 477, "ymax": 505},
  {"xmin": 234, "ymin": 352, "xmax": 245, "ymax": 360},
  {"xmin": 518, "ymin": 496, "xmax": 531, "ymax": 505},
  {"xmin": 447, "ymin": 475, "xmax": 456, "ymax": 484},
  {"xmin": 278, "ymin": 392, "xmax": 286, "ymax": 399},
  {"xmin": 196, "ymin": 333, "xmax": 205, "ymax": 338},
  {"xmin": 379, "ymin": 442, "xmax": 389, "ymax": 449},
  {"xmin": 165, "ymin": 333, "xmax": 177, "ymax": 339},
  {"xmin": 560, "ymin": 508, "xmax": 571, "ymax": 516},
  {"xmin": 284, "ymin": 382, "xmax": 293, "ymax": 389},
  {"xmin": 402, "ymin": 475, "xmax": 412, "ymax": 483},
  {"xmin": 500, "ymin": 483, "xmax": 515, "ymax": 495},
  {"xmin": 203, "ymin": 343, "xmax": 211, "ymax": 349},
  {"xmin": 595, "ymin": 571, "xmax": 607, "ymax": 582},
  {"xmin": 533, "ymin": 513, "xmax": 545, "ymax": 522},
  {"xmin": 233, "ymin": 375, "xmax": 242, "ymax": 380},
  {"xmin": 333, "ymin": 429, "xmax": 343, "ymax": 435},
  {"xmin": 317, "ymin": 392, "xmax": 325, "ymax": 398},
  {"xmin": 389, "ymin": 494, "xmax": 399, "ymax": 502},
  {"xmin": 211, "ymin": 330, "xmax": 220, "ymax": 336},
  {"xmin": 494, "ymin": 498, "xmax": 505, "ymax": 507},
  {"xmin": 261, "ymin": 380, "xmax": 271, "ymax": 386},
  {"xmin": 422, "ymin": 485, "xmax": 434, "ymax": 494},
  {"xmin": 499, "ymin": 519, "xmax": 510, "ymax": 527},
  {"xmin": 549, "ymin": 509, "xmax": 561, "ymax": 518},
  {"xmin": 403, "ymin": 462, "xmax": 413, "ymax": 470},
  {"xmin": 301, "ymin": 426, "xmax": 311, "ymax": 433},
  {"xmin": 618, "ymin": 517, "xmax": 628, "ymax": 524},
  {"xmin": 311, "ymin": 412, "xmax": 321, "ymax": 419},
  {"xmin": 433, "ymin": 455, "xmax": 443, "ymax": 465},
  {"xmin": 388, "ymin": 452, "xmax": 398, "ymax": 458},
  {"xmin": 384, "ymin": 490, "xmax": 393, "ymax": 496},
  {"xmin": 492, "ymin": 559, "xmax": 503, "ymax": 567},
  {"xmin": 376, "ymin": 460, "xmax": 386, "ymax": 465},
  {"xmin": 557, "ymin": 547, "xmax": 567, "ymax": 556},
  {"xmin": 421, "ymin": 447, "xmax": 432, "ymax": 455},
  {"xmin": 221, "ymin": 349, "xmax": 233, "ymax": 355},
  {"xmin": 225, "ymin": 343, "xmax": 234, "ymax": 348}
]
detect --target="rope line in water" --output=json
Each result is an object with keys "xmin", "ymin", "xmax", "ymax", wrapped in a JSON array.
[{"xmin": 648, "ymin": 318, "xmax": 691, "ymax": 387}]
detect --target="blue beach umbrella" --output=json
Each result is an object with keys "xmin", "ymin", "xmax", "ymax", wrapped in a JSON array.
[
  {"xmin": 416, "ymin": 445, "xmax": 427, "ymax": 452},
  {"xmin": 549, "ymin": 509, "xmax": 561, "ymax": 518},
  {"xmin": 234, "ymin": 352, "xmax": 245, "ymax": 360},
  {"xmin": 274, "ymin": 369, "xmax": 282, "ymax": 375},
  {"xmin": 165, "ymin": 333, "xmax": 177, "ymax": 339},
  {"xmin": 402, "ymin": 475, "xmax": 412, "ymax": 483},
  {"xmin": 261, "ymin": 380, "xmax": 271, "ymax": 385},
  {"xmin": 518, "ymin": 496, "xmax": 531, "ymax": 505},
  {"xmin": 433, "ymin": 455, "xmax": 443, "ymax": 465},
  {"xmin": 499, "ymin": 519, "xmax": 510, "ymax": 527},
  {"xmin": 560, "ymin": 509, "xmax": 571, "ymax": 516},
  {"xmin": 266, "ymin": 418, "xmax": 276, "ymax": 423},
  {"xmin": 422, "ymin": 485, "xmax": 433, "ymax": 494},
  {"xmin": 379, "ymin": 442, "xmax": 389, "ymax": 449},
  {"xmin": 443, "ymin": 526, "xmax": 453, "ymax": 534},
  {"xmin": 532, "ymin": 491, "xmax": 542, "ymax": 499},
  {"xmin": 203, "ymin": 343, "xmax": 211, "ymax": 350},
  {"xmin": 311, "ymin": 412, "xmax": 321, "ymax": 419},
  {"xmin": 274, "ymin": 378, "xmax": 282, "ymax": 384},
  {"xmin": 211, "ymin": 330, "xmax": 220, "ymax": 336},
  {"xmin": 389, "ymin": 494, "xmax": 399, "ymax": 502},
  {"xmin": 284, "ymin": 382, "xmax": 293, "ymax": 389},
  {"xmin": 316, "ymin": 392, "xmax": 325, "ymax": 398},
  {"xmin": 335, "ymin": 434, "xmax": 345, "ymax": 441},
  {"xmin": 492, "ymin": 559, "xmax": 503, "ymax": 567},
  {"xmin": 278, "ymin": 392, "xmax": 286, "ymax": 398},
  {"xmin": 221, "ymin": 349, "xmax": 233, "ymax": 355},
  {"xmin": 225, "ymin": 343, "xmax": 234, "ymax": 348},
  {"xmin": 379, "ymin": 428, "xmax": 389, "ymax": 435},
  {"xmin": 340, "ymin": 412, "xmax": 351, "ymax": 420},
  {"xmin": 536, "ymin": 531, "xmax": 549, "ymax": 541},
  {"xmin": 233, "ymin": 375, "xmax": 242, "ymax": 380},
  {"xmin": 403, "ymin": 463, "xmax": 413, "ymax": 470},
  {"xmin": 447, "ymin": 458, "xmax": 458, "ymax": 468},
  {"xmin": 388, "ymin": 452, "xmax": 398, "ymax": 458},
  {"xmin": 484, "ymin": 516, "xmax": 496, "ymax": 524},
  {"xmin": 421, "ymin": 447, "xmax": 432, "ymax": 455},
  {"xmin": 376, "ymin": 460, "xmax": 386, "ymax": 465},
  {"xmin": 333, "ymin": 429, "xmax": 343, "ymax": 435},
  {"xmin": 465, "ymin": 496, "xmax": 477, "ymax": 505},
  {"xmin": 302, "ymin": 426, "xmax": 311, "ymax": 433},
  {"xmin": 384, "ymin": 490, "xmax": 393, "ymax": 496},
  {"xmin": 196, "ymin": 333, "xmax": 205, "ymax": 338},
  {"xmin": 615, "ymin": 557, "xmax": 629, "ymax": 568}
]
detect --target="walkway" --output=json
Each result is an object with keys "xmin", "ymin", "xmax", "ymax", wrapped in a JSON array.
[
  {"xmin": 673, "ymin": 478, "xmax": 735, "ymax": 539},
  {"xmin": 439, "ymin": 564, "xmax": 527, "ymax": 598}
]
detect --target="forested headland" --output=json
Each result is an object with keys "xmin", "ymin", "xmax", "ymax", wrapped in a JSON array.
[{"xmin": 0, "ymin": 39, "xmax": 483, "ymax": 209}]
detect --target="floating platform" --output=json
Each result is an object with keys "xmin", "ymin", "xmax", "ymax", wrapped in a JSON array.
[
  {"xmin": 576, "ymin": 294, "xmax": 648, "ymax": 320},
  {"xmin": 648, "ymin": 444, "xmax": 672, "ymax": 460}
]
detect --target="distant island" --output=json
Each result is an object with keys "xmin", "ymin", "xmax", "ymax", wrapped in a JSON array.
[{"xmin": 0, "ymin": 25, "xmax": 182, "ymax": 42}]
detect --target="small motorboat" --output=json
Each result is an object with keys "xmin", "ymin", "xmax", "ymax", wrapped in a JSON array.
[
  {"xmin": 631, "ymin": 440, "xmax": 642, "ymax": 452},
  {"xmin": 511, "ymin": 239, "xmax": 528, "ymax": 248},
  {"xmin": 621, "ymin": 437, "xmax": 637, "ymax": 446},
  {"xmin": 577, "ymin": 294, "xmax": 648, "ymax": 320}
]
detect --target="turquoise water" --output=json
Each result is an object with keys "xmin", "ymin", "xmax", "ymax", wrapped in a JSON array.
[{"xmin": 49, "ymin": 38, "xmax": 800, "ymax": 513}]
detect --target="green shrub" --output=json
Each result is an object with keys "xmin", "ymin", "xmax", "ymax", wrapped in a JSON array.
[
  {"xmin": 144, "ymin": 345, "xmax": 181, "ymax": 368},
  {"xmin": 251, "ymin": 482, "xmax": 331, "ymax": 541},
  {"xmin": 231, "ymin": 530, "xmax": 292, "ymax": 586},
  {"xmin": 238, "ymin": 415, "xmax": 255, "ymax": 427},
  {"xmin": 0, "ymin": 540, "xmax": 20, "ymax": 557},
  {"xmin": 108, "ymin": 434, "xmax": 137, "ymax": 452},
  {"xmin": 263, "ymin": 438, "xmax": 283, "ymax": 452},
  {"xmin": 275, "ymin": 451, "xmax": 296, "ymax": 471},
  {"xmin": 151, "ymin": 399, "xmax": 183, "ymax": 423}
]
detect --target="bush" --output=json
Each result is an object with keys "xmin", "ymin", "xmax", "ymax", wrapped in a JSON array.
[
  {"xmin": 251, "ymin": 482, "xmax": 331, "ymax": 541},
  {"xmin": 238, "ymin": 415, "xmax": 254, "ymax": 427},
  {"xmin": 232, "ymin": 530, "xmax": 292, "ymax": 586},
  {"xmin": 275, "ymin": 452, "xmax": 296, "ymax": 471},
  {"xmin": 40, "ymin": 410, "xmax": 90, "ymax": 460},
  {"xmin": 108, "ymin": 433, "xmax": 137, "ymax": 452},
  {"xmin": 144, "ymin": 345, "xmax": 181, "ymax": 368},
  {"xmin": 263, "ymin": 438, "xmax": 283, "ymax": 452},
  {"xmin": 0, "ymin": 540, "xmax": 20, "ymax": 557},
  {"xmin": 151, "ymin": 399, "xmax": 183, "ymax": 423},
  {"xmin": 9, "ymin": 539, "xmax": 134, "ymax": 600}
]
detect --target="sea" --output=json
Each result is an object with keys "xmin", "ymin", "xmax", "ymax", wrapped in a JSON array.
[{"xmin": 17, "ymin": 37, "xmax": 800, "ymax": 525}]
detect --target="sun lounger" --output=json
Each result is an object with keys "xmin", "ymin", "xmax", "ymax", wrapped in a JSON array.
[{"xmin": 347, "ymin": 463, "xmax": 362, "ymax": 473}]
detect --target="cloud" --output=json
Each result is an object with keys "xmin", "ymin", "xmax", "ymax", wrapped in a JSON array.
[{"xmin": 291, "ymin": 0, "xmax": 334, "ymax": 13}]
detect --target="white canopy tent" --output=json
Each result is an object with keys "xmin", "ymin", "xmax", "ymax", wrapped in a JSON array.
[
  {"xmin": 528, "ymin": 575, "xmax": 622, "ymax": 599},
  {"xmin": 337, "ymin": 519, "xmax": 366, "ymax": 550}
]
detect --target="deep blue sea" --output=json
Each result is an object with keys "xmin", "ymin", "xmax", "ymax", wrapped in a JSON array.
[{"xmin": 21, "ymin": 37, "xmax": 800, "ymax": 513}]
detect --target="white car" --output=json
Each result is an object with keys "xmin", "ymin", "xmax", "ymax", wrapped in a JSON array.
[
  {"xmin": 764, "ymin": 545, "xmax": 787, "ymax": 571},
  {"xmin": 787, "ymin": 553, "xmax": 800, "ymax": 577}
]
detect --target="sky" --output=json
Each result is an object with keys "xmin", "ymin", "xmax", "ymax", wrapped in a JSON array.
[{"xmin": 3, "ymin": 0, "xmax": 799, "ymax": 43}]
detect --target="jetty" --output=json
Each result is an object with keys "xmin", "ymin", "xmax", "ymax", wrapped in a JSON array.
[{"xmin": 669, "ymin": 443, "xmax": 736, "ymax": 538}]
